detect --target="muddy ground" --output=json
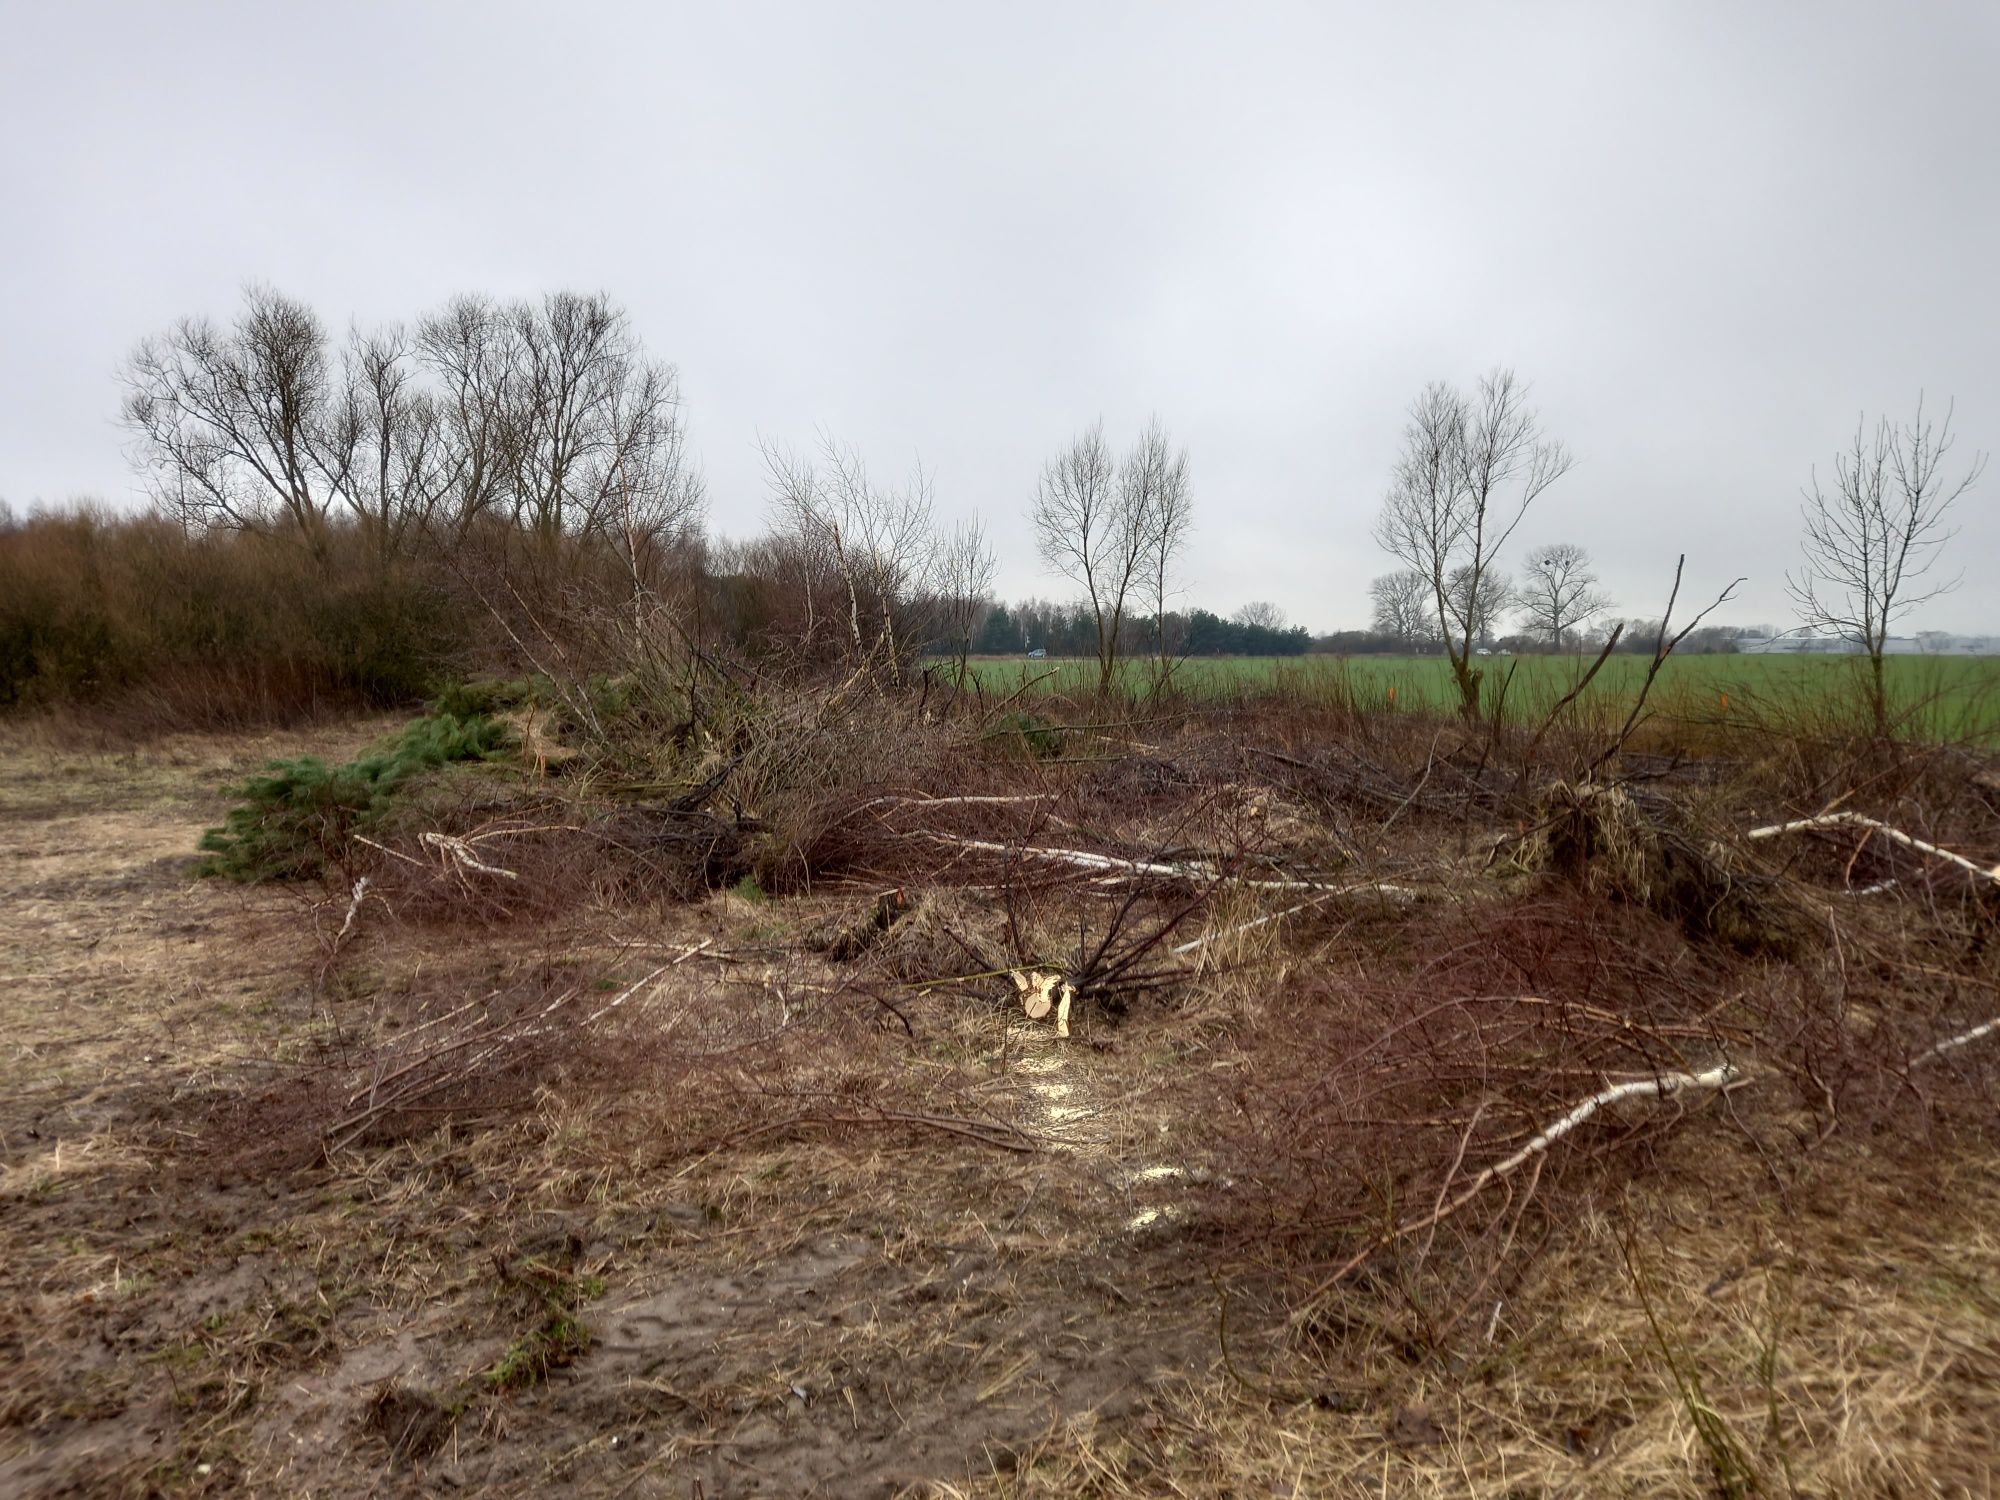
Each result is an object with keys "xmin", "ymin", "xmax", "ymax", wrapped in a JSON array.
[{"xmin": 4, "ymin": 715, "xmax": 2000, "ymax": 1497}]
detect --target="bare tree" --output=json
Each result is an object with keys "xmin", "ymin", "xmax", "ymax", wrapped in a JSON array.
[
  {"xmin": 122, "ymin": 285, "xmax": 342, "ymax": 543},
  {"xmin": 1374, "ymin": 370, "xmax": 1572, "ymax": 715},
  {"xmin": 1233, "ymin": 601, "xmax": 1287, "ymax": 631},
  {"xmin": 1369, "ymin": 569, "xmax": 1433, "ymax": 646},
  {"xmin": 763, "ymin": 434, "xmax": 938, "ymax": 683},
  {"xmin": 123, "ymin": 287, "xmax": 704, "ymax": 576},
  {"xmin": 929, "ymin": 514, "xmax": 998, "ymax": 682},
  {"xmin": 1447, "ymin": 564, "xmax": 1514, "ymax": 650},
  {"xmin": 1788, "ymin": 398, "xmax": 1983, "ymax": 734},
  {"xmin": 504, "ymin": 292, "xmax": 699, "ymax": 555},
  {"xmin": 760, "ymin": 442, "xmax": 844, "ymax": 661},
  {"xmin": 1517, "ymin": 542, "xmax": 1612, "ymax": 650},
  {"xmin": 320, "ymin": 323, "xmax": 458, "ymax": 567},
  {"xmin": 829, "ymin": 443, "xmax": 935, "ymax": 685},
  {"xmin": 1033, "ymin": 421, "xmax": 1143, "ymax": 694},
  {"xmin": 1125, "ymin": 418, "xmax": 1194, "ymax": 675},
  {"xmin": 416, "ymin": 295, "xmax": 524, "ymax": 539}
]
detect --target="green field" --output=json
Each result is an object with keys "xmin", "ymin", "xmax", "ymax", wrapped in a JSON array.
[{"xmin": 963, "ymin": 653, "xmax": 2000, "ymax": 740}]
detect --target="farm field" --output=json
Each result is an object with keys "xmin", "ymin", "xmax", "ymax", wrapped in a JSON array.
[{"xmin": 965, "ymin": 653, "xmax": 2000, "ymax": 737}]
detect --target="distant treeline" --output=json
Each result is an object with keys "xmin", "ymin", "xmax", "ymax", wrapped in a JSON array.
[
  {"xmin": 967, "ymin": 602, "xmax": 1747, "ymax": 660},
  {"xmin": 971, "ymin": 600, "xmax": 1311, "ymax": 658},
  {"xmin": 1308, "ymin": 624, "xmax": 1748, "ymax": 656}
]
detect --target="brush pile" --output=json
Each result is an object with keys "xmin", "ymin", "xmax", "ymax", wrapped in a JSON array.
[
  {"xmin": 191, "ymin": 657, "xmax": 2000, "ymax": 1482},
  {"xmin": 1518, "ymin": 776, "xmax": 1811, "ymax": 954}
]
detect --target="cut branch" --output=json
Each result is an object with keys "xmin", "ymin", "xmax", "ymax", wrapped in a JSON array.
[
  {"xmin": 420, "ymin": 831, "xmax": 520, "ymax": 880},
  {"xmin": 1746, "ymin": 811, "xmax": 2000, "ymax": 886}
]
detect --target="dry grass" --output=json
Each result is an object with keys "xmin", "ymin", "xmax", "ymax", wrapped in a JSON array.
[{"xmin": 961, "ymin": 1144, "xmax": 2000, "ymax": 1498}]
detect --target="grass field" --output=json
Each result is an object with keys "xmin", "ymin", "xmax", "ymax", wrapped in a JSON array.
[{"xmin": 965, "ymin": 652, "xmax": 2000, "ymax": 739}]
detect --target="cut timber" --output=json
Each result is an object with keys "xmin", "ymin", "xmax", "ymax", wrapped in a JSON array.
[
  {"xmin": 1013, "ymin": 969, "xmax": 1057, "ymax": 1019},
  {"xmin": 1012, "ymin": 969, "xmax": 1075, "ymax": 1033},
  {"xmin": 1746, "ymin": 811, "xmax": 2000, "ymax": 886}
]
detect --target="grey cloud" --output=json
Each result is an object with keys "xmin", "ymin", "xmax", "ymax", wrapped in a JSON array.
[{"xmin": 3, "ymin": 0, "xmax": 1996, "ymax": 628}]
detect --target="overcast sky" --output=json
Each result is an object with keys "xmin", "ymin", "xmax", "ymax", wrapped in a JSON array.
[{"xmin": 4, "ymin": 1, "xmax": 1997, "ymax": 632}]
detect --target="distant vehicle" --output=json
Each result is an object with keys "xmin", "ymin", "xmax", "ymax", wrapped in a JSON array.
[{"xmin": 1026, "ymin": 648, "xmax": 1047, "ymax": 659}]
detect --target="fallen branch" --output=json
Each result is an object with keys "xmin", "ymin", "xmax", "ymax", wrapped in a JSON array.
[
  {"xmin": 1171, "ymin": 897, "xmax": 1329, "ymax": 956},
  {"xmin": 859, "ymin": 793, "xmax": 1057, "ymax": 811},
  {"xmin": 322, "ymin": 949, "xmax": 706, "ymax": 1153},
  {"xmin": 332, "ymin": 876, "xmax": 371, "ymax": 951},
  {"xmin": 1294, "ymin": 1062, "xmax": 1740, "ymax": 1317},
  {"xmin": 1478, "ymin": 1064, "xmax": 1741, "ymax": 1186},
  {"xmin": 918, "ymin": 832, "xmax": 1400, "ymax": 896},
  {"xmin": 1845, "ymin": 879, "xmax": 1900, "ymax": 897},
  {"xmin": 924, "ymin": 832, "xmax": 1203, "ymax": 881},
  {"xmin": 420, "ymin": 831, "xmax": 519, "ymax": 881},
  {"xmin": 352, "ymin": 834, "xmax": 425, "ymax": 867},
  {"xmin": 1917, "ymin": 1013, "xmax": 2000, "ymax": 1065},
  {"xmin": 1296, "ymin": 1002, "xmax": 2000, "ymax": 1318},
  {"xmin": 1585, "ymin": 558, "xmax": 1744, "ymax": 776},
  {"xmin": 1167, "ymin": 886, "xmax": 1426, "ymax": 959},
  {"xmin": 1746, "ymin": 811, "xmax": 2000, "ymax": 887},
  {"xmin": 581, "ymin": 940, "xmax": 710, "ymax": 1024}
]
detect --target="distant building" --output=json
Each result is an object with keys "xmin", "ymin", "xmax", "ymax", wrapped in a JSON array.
[
  {"xmin": 1913, "ymin": 634, "xmax": 2000, "ymax": 655},
  {"xmin": 1739, "ymin": 635, "xmax": 1859, "ymax": 654},
  {"xmin": 1739, "ymin": 633, "xmax": 1998, "ymax": 656}
]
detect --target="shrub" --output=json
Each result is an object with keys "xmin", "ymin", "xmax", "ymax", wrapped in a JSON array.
[
  {"xmin": 197, "ymin": 712, "xmax": 513, "ymax": 881},
  {"xmin": 432, "ymin": 676, "xmax": 545, "ymax": 720},
  {"xmin": 0, "ymin": 506, "xmax": 464, "ymax": 723}
]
